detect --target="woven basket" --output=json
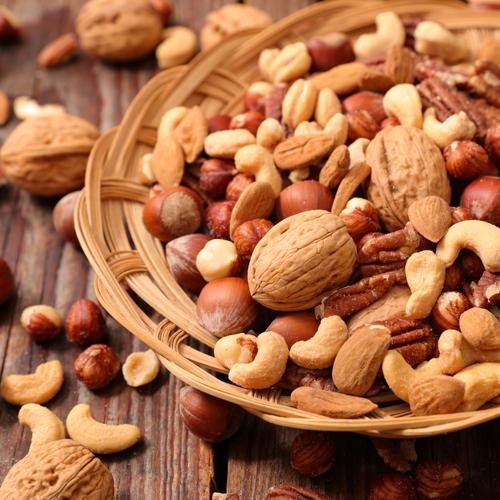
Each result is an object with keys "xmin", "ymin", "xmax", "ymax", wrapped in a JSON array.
[{"xmin": 75, "ymin": 0, "xmax": 500, "ymax": 438}]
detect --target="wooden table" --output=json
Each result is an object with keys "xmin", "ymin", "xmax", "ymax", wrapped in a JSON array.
[{"xmin": 0, "ymin": 1, "xmax": 498, "ymax": 498}]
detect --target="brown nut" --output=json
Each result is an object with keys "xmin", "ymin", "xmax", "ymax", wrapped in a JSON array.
[
  {"xmin": 346, "ymin": 110, "xmax": 380, "ymax": 140},
  {"xmin": 431, "ymin": 292, "xmax": 471, "ymax": 332},
  {"xmin": 207, "ymin": 114, "xmax": 232, "ymax": 133},
  {"xmin": 199, "ymin": 159, "xmax": 235, "ymax": 199},
  {"xmin": 443, "ymin": 140, "xmax": 493, "ymax": 180},
  {"xmin": 460, "ymin": 176, "xmax": 500, "ymax": 225},
  {"xmin": 265, "ymin": 484, "xmax": 329, "ymax": 500},
  {"xmin": 368, "ymin": 473, "xmax": 417, "ymax": 500},
  {"xmin": 230, "ymin": 111, "xmax": 265, "ymax": 136},
  {"xmin": 150, "ymin": 0, "xmax": 173, "ymax": 24},
  {"xmin": 485, "ymin": 123, "xmax": 500, "ymax": 163},
  {"xmin": 290, "ymin": 431, "xmax": 335, "ymax": 478},
  {"xmin": 339, "ymin": 197, "xmax": 381, "ymax": 241},
  {"xmin": 37, "ymin": 33, "xmax": 79, "ymax": 69},
  {"xmin": 143, "ymin": 186, "xmax": 204, "ymax": 242},
  {"xmin": 342, "ymin": 91, "xmax": 386, "ymax": 124},
  {"xmin": 20, "ymin": 305, "xmax": 63, "ymax": 343},
  {"xmin": 276, "ymin": 180, "xmax": 334, "ymax": 220},
  {"xmin": 0, "ymin": 257, "xmax": 14, "ymax": 306},
  {"xmin": 0, "ymin": 6, "xmax": 21, "ymax": 41},
  {"xmin": 196, "ymin": 277, "xmax": 258, "ymax": 337},
  {"xmin": 179, "ymin": 386, "xmax": 243, "ymax": 442},
  {"xmin": 52, "ymin": 191, "xmax": 80, "ymax": 246},
  {"xmin": 459, "ymin": 250, "xmax": 485, "ymax": 281},
  {"xmin": 381, "ymin": 116, "xmax": 401, "ymax": 128},
  {"xmin": 267, "ymin": 311, "xmax": 319, "ymax": 348},
  {"xmin": 415, "ymin": 460, "xmax": 464, "ymax": 500},
  {"xmin": 166, "ymin": 234, "xmax": 212, "ymax": 293},
  {"xmin": 244, "ymin": 81, "xmax": 272, "ymax": 114},
  {"xmin": 225, "ymin": 173, "xmax": 254, "ymax": 202},
  {"xmin": 306, "ymin": 33, "xmax": 354, "ymax": 71},
  {"xmin": 443, "ymin": 264, "xmax": 462, "ymax": 292},
  {"xmin": 66, "ymin": 299, "xmax": 108, "ymax": 346},
  {"xmin": 232, "ymin": 219, "xmax": 273, "ymax": 259},
  {"xmin": 74, "ymin": 344, "xmax": 120, "ymax": 390},
  {"xmin": 205, "ymin": 200, "xmax": 235, "ymax": 239}
]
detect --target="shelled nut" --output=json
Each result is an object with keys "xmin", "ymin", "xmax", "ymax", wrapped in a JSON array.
[
  {"xmin": 74, "ymin": 344, "xmax": 120, "ymax": 390},
  {"xmin": 0, "ymin": 257, "xmax": 14, "ymax": 306},
  {"xmin": 122, "ymin": 350, "xmax": 160, "ymax": 387},
  {"xmin": 21, "ymin": 305, "xmax": 63, "ymax": 343},
  {"xmin": 66, "ymin": 298, "xmax": 107, "ymax": 346},
  {"xmin": 196, "ymin": 239, "xmax": 241, "ymax": 282}
]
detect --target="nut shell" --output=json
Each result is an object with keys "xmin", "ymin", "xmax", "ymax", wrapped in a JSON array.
[
  {"xmin": 415, "ymin": 460, "xmax": 464, "ymax": 500},
  {"xmin": 443, "ymin": 140, "xmax": 492, "ymax": 180},
  {"xmin": 53, "ymin": 191, "xmax": 80, "ymax": 246},
  {"xmin": 66, "ymin": 299, "xmax": 108, "ymax": 346},
  {"xmin": 368, "ymin": 473, "xmax": 416, "ymax": 500},
  {"xmin": 290, "ymin": 431, "xmax": 335, "ymax": 477},
  {"xmin": 267, "ymin": 311, "xmax": 319, "ymax": 348}
]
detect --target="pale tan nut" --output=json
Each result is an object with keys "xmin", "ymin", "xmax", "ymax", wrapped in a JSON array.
[
  {"xmin": 157, "ymin": 106, "xmax": 189, "ymax": 138},
  {"xmin": 13, "ymin": 96, "xmax": 65, "ymax": 120},
  {"xmin": 423, "ymin": 108, "xmax": 476, "ymax": 149},
  {"xmin": 228, "ymin": 331, "xmax": 288, "ymax": 389},
  {"xmin": 289, "ymin": 316, "xmax": 348, "ymax": 369},
  {"xmin": 245, "ymin": 81, "xmax": 273, "ymax": 112},
  {"xmin": 260, "ymin": 42, "xmax": 312, "ymax": 84},
  {"xmin": 347, "ymin": 137, "xmax": 369, "ymax": 168},
  {"xmin": 323, "ymin": 113, "xmax": 348, "ymax": 146},
  {"xmin": 234, "ymin": 144, "xmax": 281, "ymax": 197},
  {"xmin": 151, "ymin": 134, "xmax": 184, "ymax": 188},
  {"xmin": 66, "ymin": 403, "xmax": 141, "ymax": 454},
  {"xmin": 206, "ymin": 129, "xmax": 256, "ymax": 160},
  {"xmin": 407, "ymin": 196, "xmax": 451, "ymax": 243},
  {"xmin": 122, "ymin": 350, "xmax": 160, "ymax": 387},
  {"xmin": 282, "ymin": 79, "xmax": 318, "ymax": 128},
  {"xmin": 173, "ymin": 106, "xmax": 208, "ymax": 163},
  {"xmin": 37, "ymin": 32, "xmax": 79, "ymax": 69},
  {"xmin": 405, "ymin": 250, "xmax": 446, "ymax": 320},
  {"xmin": 156, "ymin": 26, "xmax": 197, "ymax": 69},
  {"xmin": 288, "ymin": 167, "xmax": 310, "ymax": 184},
  {"xmin": 0, "ymin": 90, "xmax": 10, "ymax": 127},
  {"xmin": 138, "ymin": 153, "xmax": 156, "ymax": 186},
  {"xmin": 408, "ymin": 374, "xmax": 465, "ymax": 416},
  {"xmin": 454, "ymin": 362, "xmax": 500, "ymax": 411},
  {"xmin": 315, "ymin": 88, "xmax": 341, "ymax": 128},
  {"xmin": 353, "ymin": 11, "xmax": 405, "ymax": 59},
  {"xmin": 459, "ymin": 307, "xmax": 500, "ymax": 350},
  {"xmin": 319, "ymin": 145, "xmax": 350, "ymax": 189},
  {"xmin": 436, "ymin": 220, "xmax": 500, "ymax": 273},
  {"xmin": 294, "ymin": 121, "xmax": 323, "ymax": 136},
  {"xmin": 383, "ymin": 84, "xmax": 423, "ymax": 128},
  {"xmin": 196, "ymin": 239, "xmax": 240, "ymax": 282},
  {"xmin": 0, "ymin": 360, "xmax": 64, "ymax": 405},
  {"xmin": 273, "ymin": 134, "xmax": 334, "ymax": 170},
  {"xmin": 414, "ymin": 21, "xmax": 467, "ymax": 64},
  {"xmin": 214, "ymin": 333, "xmax": 258, "ymax": 370},
  {"xmin": 18, "ymin": 404, "xmax": 65, "ymax": 452},
  {"xmin": 256, "ymin": 118, "xmax": 284, "ymax": 151}
]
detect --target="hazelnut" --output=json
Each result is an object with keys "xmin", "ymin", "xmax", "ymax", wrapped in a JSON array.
[
  {"xmin": 306, "ymin": 33, "xmax": 354, "ymax": 71},
  {"xmin": 415, "ymin": 460, "xmax": 463, "ymax": 500},
  {"xmin": 199, "ymin": 159, "xmax": 235, "ymax": 199},
  {"xmin": 74, "ymin": 344, "xmax": 120, "ymax": 390},
  {"xmin": 195, "ymin": 239, "xmax": 241, "ymax": 282},
  {"xmin": 230, "ymin": 111, "xmax": 265, "ymax": 136},
  {"xmin": 381, "ymin": 116, "xmax": 400, "ymax": 128},
  {"xmin": 346, "ymin": 110, "xmax": 380, "ymax": 141},
  {"xmin": 368, "ymin": 473, "xmax": 417, "ymax": 500},
  {"xmin": 143, "ymin": 186, "xmax": 204, "ymax": 242},
  {"xmin": 431, "ymin": 291, "xmax": 471, "ymax": 331},
  {"xmin": 20, "ymin": 305, "xmax": 63, "ymax": 342},
  {"xmin": 244, "ymin": 81, "xmax": 272, "ymax": 114},
  {"xmin": 342, "ymin": 91, "xmax": 386, "ymax": 124},
  {"xmin": 122, "ymin": 349, "xmax": 160, "ymax": 387},
  {"xmin": 66, "ymin": 298, "xmax": 108, "ymax": 346},
  {"xmin": 0, "ymin": 257, "xmax": 14, "ymax": 306},
  {"xmin": 166, "ymin": 234, "xmax": 212, "ymax": 293},
  {"xmin": 226, "ymin": 173, "xmax": 254, "ymax": 201},
  {"xmin": 443, "ymin": 264, "xmax": 462, "ymax": 292},
  {"xmin": 149, "ymin": 0, "xmax": 173, "ymax": 24},
  {"xmin": 460, "ymin": 176, "xmax": 500, "ymax": 225},
  {"xmin": 459, "ymin": 250, "xmax": 485, "ymax": 281},
  {"xmin": 206, "ymin": 200, "xmax": 235, "ymax": 239},
  {"xmin": 276, "ymin": 180, "xmax": 334, "ymax": 220},
  {"xmin": 450, "ymin": 206, "xmax": 473, "ymax": 224},
  {"xmin": 339, "ymin": 198, "xmax": 381, "ymax": 241},
  {"xmin": 232, "ymin": 219, "xmax": 273, "ymax": 259},
  {"xmin": 267, "ymin": 311, "xmax": 319, "ymax": 348},
  {"xmin": 0, "ymin": 6, "xmax": 21, "ymax": 41},
  {"xmin": 290, "ymin": 431, "xmax": 335, "ymax": 477},
  {"xmin": 52, "ymin": 191, "xmax": 80, "ymax": 246},
  {"xmin": 196, "ymin": 277, "xmax": 258, "ymax": 336},
  {"xmin": 179, "ymin": 386, "xmax": 243, "ymax": 442},
  {"xmin": 485, "ymin": 122, "xmax": 500, "ymax": 163},
  {"xmin": 207, "ymin": 114, "xmax": 232, "ymax": 134},
  {"xmin": 443, "ymin": 140, "xmax": 493, "ymax": 180}
]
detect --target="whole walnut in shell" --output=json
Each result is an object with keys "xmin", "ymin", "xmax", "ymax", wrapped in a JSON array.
[
  {"xmin": 248, "ymin": 210, "xmax": 357, "ymax": 311},
  {"xmin": 0, "ymin": 439, "xmax": 114, "ymax": 499},
  {"xmin": 77, "ymin": 0, "xmax": 163, "ymax": 62},
  {"xmin": 0, "ymin": 114, "xmax": 99, "ymax": 197},
  {"xmin": 366, "ymin": 126, "xmax": 451, "ymax": 231}
]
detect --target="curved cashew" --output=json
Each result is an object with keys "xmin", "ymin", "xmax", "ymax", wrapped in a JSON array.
[
  {"xmin": 1, "ymin": 360, "xmax": 64, "ymax": 405},
  {"xmin": 122, "ymin": 350, "xmax": 160, "ymax": 387},
  {"xmin": 436, "ymin": 220, "xmax": 500, "ymax": 272},
  {"xmin": 405, "ymin": 250, "xmax": 446, "ymax": 319},
  {"xmin": 354, "ymin": 12, "xmax": 405, "ymax": 58},
  {"xmin": 289, "ymin": 316, "xmax": 348, "ymax": 369},
  {"xmin": 66, "ymin": 404, "xmax": 141, "ymax": 454},
  {"xmin": 414, "ymin": 21, "xmax": 467, "ymax": 64},
  {"xmin": 204, "ymin": 129, "xmax": 256, "ymax": 159},
  {"xmin": 383, "ymin": 84, "xmax": 423, "ymax": 128},
  {"xmin": 234, "ymin": 144, "xmax": 282, "ymax": 197},
  {"xmin": 315, "ymin": 88, "xmax": 341, "ymax": 128},
  {"xmin": 423, "ymin": 108, "xmax": 476, "ymax": 149},
  {"xmin": 157, "ymin": 106, "xmax": 188, "ymax": 140},
  {"xmin": 347, "ymin": 138, "xmax": 370, "ymax": 168},
  {"xmin": 156, "ymin": 26, "xmax": 197, "ymax": 69},
  {"xmin": 454, "ymin": 362, "xmax": 500, "ymax": 411},
  {"xmin": 228, "ymin": 331, "xmax": 289, "ymax": 389},
  {"xmin": 18, "ymin": 404, "xmax": 65, "ymax": 452},
  {"xmin": 256, "ymin": 118, "xmax": 284, "ymax": 151},
  {"xmin": 460, "ymin": 307, "xmax": 500, "ymax": 351},
  {"xmin": 294, "ymin": 121, "xmax": 323, "ymax": 136},
  {"xmin": 324, "ymin": 113, "xmax": 348, "ymax": 147},
  {"xmin": 214, "ymin": 333, "xmax": 258, "ymax": 369}
]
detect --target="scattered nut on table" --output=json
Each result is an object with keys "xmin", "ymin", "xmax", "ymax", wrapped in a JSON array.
[{"xmin": 122, "ymin": 349, "xmax": 160, "ymax": 387}]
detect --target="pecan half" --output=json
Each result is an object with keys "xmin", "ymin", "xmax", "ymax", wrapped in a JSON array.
[
  {"xmin": 371, "ymin": 438, "xmax": 417, "ymax": 473},
  {"xmin": 265, "ymin": 485, "xmax": 330, "ymax": 500}
]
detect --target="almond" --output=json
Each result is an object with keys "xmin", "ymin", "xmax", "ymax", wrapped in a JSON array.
[
  {"xmin": 408, "ymin": 196, "xmax": 451, "ymax": 243},
  {"xmin": 319, "ymin": 145, "xmax": 350, "ymax": 189},
  {"xmin": 290, "ymin": 386, "xmax": 377, "ymax": 418},
  {"xmin": 310, "ymin": 61, "xmax": 367, "ymax": 95},
  {"xmin": 0, "ymin": 90, "xmax": 10, "ymax": 126},
  {"xmin": 37, "ymin": 33, "xmax": 79, "ymax": 69},
  {"xmin": 273, "ymin": 134, "xmax": 334, "ymax": 170},
  {"xmin": 151, "ymin": 134, "xmax": 184, "ymax": 188},
  {"xmin": 332, "ymin": 324, "xmax": 391, "ymax": 395},
  {"xmin": 173, "ymin": 106, "xmax": 208, "ymax": 163},
  {"xmin": 384, "ymin": 45, "xmax": 416, "ymax": 84},
  {"xmin": 331, "ymin": 162, "xmax": 371, "ymax": 215}
]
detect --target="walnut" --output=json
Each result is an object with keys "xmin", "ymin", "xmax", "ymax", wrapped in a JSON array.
[
  {"xmin": 0, "ymin": 114, "xmax": 99, "ymax": 196},
  {"xmin": 77, "ymin": 0, "xmax": 163, "ymax": 62}
]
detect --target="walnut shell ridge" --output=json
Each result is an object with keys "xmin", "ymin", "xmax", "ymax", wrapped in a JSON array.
[
  {"xmin": 366, "ymin": 126, "xmax": 451, "ymax": 231},
  {"xmin": 1, "ymin": 114, "xmax": 99, "ymax": 197},
  {"xmin": 248, "ymin": 210, "xmax": 357, "ymax": 311}
]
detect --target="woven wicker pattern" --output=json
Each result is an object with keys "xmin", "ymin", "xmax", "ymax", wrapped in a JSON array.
[{"xmin": 76, "ymin": 0, "xmax": 500, "ymax": 438}]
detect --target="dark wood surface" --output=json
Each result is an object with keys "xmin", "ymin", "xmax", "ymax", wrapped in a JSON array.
[{"xmin": 0, "ymin": 1, "xmax": 498, "ymax": 499}]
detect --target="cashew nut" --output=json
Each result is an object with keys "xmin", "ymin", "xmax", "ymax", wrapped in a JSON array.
[
  {"xmin": 256, "ymin": 118, "xmax": 284, "ymax": 151},
  {"xmin": 228, "ymin": 331, "xmax": 289, "ymax": 389},
  {"xmin": 204, "ymin": 129, "xmax": 256, "ymax": 159},
  {"xmin": 294, "ymin": 121, "xmax": 323, "ymax": 136},
  {"xmin": 436, "ymin": 220, "xmax": 500, "ymax": 272},
  {"xmin": 259, "ymin": 43, "xmax": 311, "ymax": 83},
  {"xmin": 454, "ymin": 362, "xmax": 500, "ymax": 411},
  {"xmin": 214, "ymin": 333, "xmax": 258, "ymax": 369},
  {"xmin": 66, "ymin": 404, "xmax": 141, "ymax": 454},
  {"xmin": 347, "ymin": 138, "xmax": 370, "ymax": 168},
  {"xmin": 289, "ymin": 315, "xmax": 348, "ymax": 369},
  {"xmin": 288, "ymin": 167, "xmax": 310, "ymax": 184},
  {"xmin": 122, "ymin": 350, "xmax": 160, "ymax": 387},
  {"xmin": 315, "ymin": 88, "xmax": 341, "ymax": 128},
  {"xmin": 414, "ymin": 21, "xmax": 467, "ymax": 63},
  {"xmin": 324, "ymin": 113, "xmax": 348, "ymax": 147},
  {"xmin": 353, "ymin": 12, "xmax": 405, "ymax": 58},
  {"xmin": 405, "ymin": 250, "xmax": 446, "ymax": 319},
  {"xmin": 234, "ymin": 144, "xmax": 282, "ymax": 197},
  {"xmin": 423, "ymin": 108, "xmax": 476, "ymax": 149},
  {"xmin": 382, "ymin": 84, "xmax": 423, "ymax": 128},
  {"xmin": 13, "ymin": 96, "xmax": 65, "ymax": 120},
  {"xmin": 18, "ymin": 404, "xmax": 65, "ymax": 452},
  {"xmin": 282, "ymin": 79, "xmax": 318, "ymax": 128},
  {"xmin": 156, "ymin": 26, "xmax": 197, "ymax": 69},
  {"xmin": 1, "ymin": 360, "xmax": 64, "ymax": 405}
]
